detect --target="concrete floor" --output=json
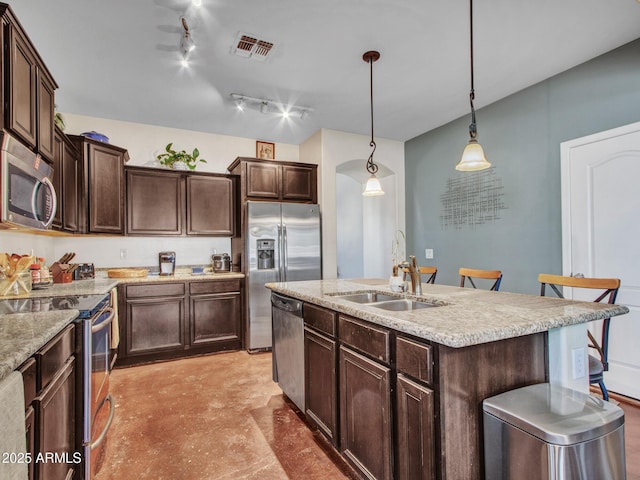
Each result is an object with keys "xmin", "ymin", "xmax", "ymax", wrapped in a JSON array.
[
  {"xmin": 95, "ymin": 351, "xmax": 354, "ymax": 480},
  {"xmin": 96, "ymin": 351, "xmax": 640, "ymax": 480}
]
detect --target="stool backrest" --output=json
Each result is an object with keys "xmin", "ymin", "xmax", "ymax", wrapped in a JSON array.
[
  {"xmin": 459, "ymin": 267, "xmax": 502, "ymax": 291},
  {"xmin": 401, "ymin": 266, "xmax": 437, "ymax": 284},
  {"xmin": 538, "ymin": 273, "xmax": 620, "ymax": 371}
]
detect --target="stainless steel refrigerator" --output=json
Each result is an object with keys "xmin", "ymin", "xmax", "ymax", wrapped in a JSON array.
[{"xmin": 246, "ymin": 201, "xmax": 321, "ymax": 351}]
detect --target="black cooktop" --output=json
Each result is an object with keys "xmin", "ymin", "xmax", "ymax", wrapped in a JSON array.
[{"xmin": 0, "ymin": 294, "xmax": 109, "ymax": 319}]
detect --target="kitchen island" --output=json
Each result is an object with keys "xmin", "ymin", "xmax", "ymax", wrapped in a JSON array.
[{"xmin": 266, "ymin": 278, "xmax": 628, "ymax": 480}]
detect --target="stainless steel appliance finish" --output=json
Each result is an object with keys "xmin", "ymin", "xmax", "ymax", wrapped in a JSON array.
[
  {"xmin": 81, "ymin": 294, "xmax": 115, "ymax": 479},
  {"xmin": 0, "ymin": 294, "xmax": 116, "ymax": 478},
  {"xmin": 1, "ymin": 131, "xmax": 57, "ymax": 230},
  {"xmin": 246, "ymin": 201, "xmax": 321, "ymax": 351},
  {"xmin": 159, "ymin": 251, "xmax": 176, "ymax": 275},
  {"xmin": 483, "ymin": 383, "xmax": 626, "ymax": 480},
  {"xmin": 271, "ymin": 292, "xmax": 304, "ymax": 411},
  {"xmin": 212, "ymin": 253, "xmax": 231, "ymax": 272}
]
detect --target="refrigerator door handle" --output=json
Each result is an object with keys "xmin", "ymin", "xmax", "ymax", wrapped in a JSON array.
[
  {"xmin": 277, "ymin": 224, "xmax": 283, "ymax": 282},
  {"xmin": 282, "ymin": 224, "xmax": 288, "ymax": 281}
]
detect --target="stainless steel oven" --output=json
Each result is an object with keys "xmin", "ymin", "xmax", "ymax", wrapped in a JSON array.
[
  {"xmin": 0, "ymin": 292, "xmax": 116, "ymax": 479},
  {"xmin": 80, "ymin": 293, "xmax": 115, "ymax": 479}
]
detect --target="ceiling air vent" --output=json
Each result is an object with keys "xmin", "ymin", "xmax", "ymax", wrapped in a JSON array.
[{"xmin": 233, "ymin": 32, "xmax": 275, "ymax": 61}]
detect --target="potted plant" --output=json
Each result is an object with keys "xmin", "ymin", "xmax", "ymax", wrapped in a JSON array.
[{"xmin": 156, "ymin": 142, "xmax": 207, "ymax": 171}]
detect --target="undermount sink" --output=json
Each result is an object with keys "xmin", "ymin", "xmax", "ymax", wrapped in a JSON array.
[
  {"xmin": 333, "ymin": 292, "xmax": 399, "ymax": 303},
  {"xmin": 372, "ymin": 299, "xmax": 437, "ymax": 311},
  {"xmin": 330, "ymin": 291, "xmax": 442, "ymax": 311}
]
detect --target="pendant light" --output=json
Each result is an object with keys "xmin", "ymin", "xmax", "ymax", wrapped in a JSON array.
[
  {"xmin": 362, "ymin": 50, "xmax": 385, "ymax": 196},
  {"xmin": 455, "ymin": 0, "xmax": 491, "ymax": 172}
]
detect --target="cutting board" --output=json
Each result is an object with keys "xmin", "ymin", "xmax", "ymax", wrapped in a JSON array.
[{"xmin": 107, "ymin": 268, "xmax": 148, "ymax": 278}]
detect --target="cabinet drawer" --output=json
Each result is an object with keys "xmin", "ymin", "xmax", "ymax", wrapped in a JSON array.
[
  {"xmin": 126, "ymin": 282, "xmax": 185, "ymax": 298},
  {"xmin": 339, "ymin": 316, "xmax": 390, "ymax": 364},
  {"xmin": 190, "ymin": 280, "xmax": 241, "ymax": 295},
  {"xmin": 37, "ymin": 324, "xmax": 74, "ymax": 391},
  {"xmin": 304, "ymin": 303, "xmax": 336, "ymax": 337},
  {"xmin": 18, "ymin": 357, "xmax": 37, "ymax": 408},
  {"xmin": 396, "ymin": 336, "xmax": 433, "ymax": 385}
]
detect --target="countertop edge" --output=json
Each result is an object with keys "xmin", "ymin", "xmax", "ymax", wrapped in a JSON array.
[
  {"xmin": 266, "ymin": 280, "xmax": 629, "ymax": 348},
  {"xmin": 0, "ymin": 310, "xmax": 78, "ymax": 382}
]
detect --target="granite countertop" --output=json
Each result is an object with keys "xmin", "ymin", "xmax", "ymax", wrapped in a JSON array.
[
  {"xmin": 0, "ymin": 310, "xmax": 78, "ymax": 382},
  {"xmin": 0, "ymin": 271, "xmax": 245, "ymax": 382},
  {"xmin": 266, "ymin": 279, "xmax": 629, "ymax": 348},
  {"xmin": 113, "ymin": 271, "xmax": 245, "ymax": 284},
  {"xmin": 0, "ymin": 278, "xmax": 119, "ymax": 383}
]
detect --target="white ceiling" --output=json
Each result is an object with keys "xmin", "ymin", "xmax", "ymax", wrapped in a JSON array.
[{"xmin": 11, "ymin": 0, "xmax": 640, "ymax": 145}]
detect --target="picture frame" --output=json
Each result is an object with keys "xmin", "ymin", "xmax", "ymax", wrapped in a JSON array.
[{"xmin": 256, "ymin": 141, "xmax": 275, "ymax": 160}]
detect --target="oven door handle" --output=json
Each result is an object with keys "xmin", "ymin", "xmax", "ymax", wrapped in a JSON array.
[
  {"xmin": 91, "ymin": 307, "xmax": 115, "ymax": 334},
  {"xmin": 89, "ymin": 394, "xmax": 115, "ymax": 449}
]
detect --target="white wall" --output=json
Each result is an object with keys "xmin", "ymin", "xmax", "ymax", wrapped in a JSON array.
[
  {"xmin": 64, "ymin": 113, "xmax": 300, "ymax": 171},
  {"xmin": 0, "ymin": 114, "xmax": 300, "ymax": 269},
  {"xmin": 301, "ymin": 129, "xmax": 405, "ymax": 279},
  {"xmin": 335, "ymin": 174, "xmax": 364, "ymax": 278}
]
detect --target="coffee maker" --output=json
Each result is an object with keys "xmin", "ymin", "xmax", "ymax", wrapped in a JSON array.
[{"xmin": 159, "ymin": 252, "xmax": 176, "ymax": 275}]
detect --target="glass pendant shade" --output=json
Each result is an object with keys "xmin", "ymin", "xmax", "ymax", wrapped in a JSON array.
[
  {"xmin": 363, "ymin": 174, "xmax": 385, "ymax": 196},
  {"xmin": 456, "ymin": 138, "xmax": 491, "ymax": 171}
]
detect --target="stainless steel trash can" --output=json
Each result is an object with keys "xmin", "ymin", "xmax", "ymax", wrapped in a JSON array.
[{"xmin": 483, "ymin": 383, "xmax": 626, "ymax": 480}]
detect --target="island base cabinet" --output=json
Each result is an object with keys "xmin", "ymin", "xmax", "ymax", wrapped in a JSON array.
[
  {"xmin": 396, "ymin": 374, "xmax": 435, "ymax": 480},
  {"xmin": 304, "ymin": 327, "xmax": 338, "ymax": 446},
  {"xmin": 339, "ymin": 346, "xmax": 392, "ymax": 480}
]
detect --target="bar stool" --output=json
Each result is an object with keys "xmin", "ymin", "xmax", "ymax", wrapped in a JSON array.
[
  {"xmin": 538, "ymin": 273, "xmax": 621, "ymax": 400},
  {"xmin": 402, "ymin": 266, "xmax": 437, "ymax": 285},
  {"xmin": 459, "ymin": 267, "xmax": 502, "ymax": 291}
]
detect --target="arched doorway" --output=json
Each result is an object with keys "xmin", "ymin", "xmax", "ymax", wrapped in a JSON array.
[{"xmin": 336, "ymin": 160, "xmax": 397, "ymax": 279}]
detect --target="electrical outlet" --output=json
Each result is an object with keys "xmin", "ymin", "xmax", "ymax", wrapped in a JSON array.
[
  {"xmin": 572, "ymin": 347, "xmax": 586, "ymax": 379},
  {"xmin": 425, "ymin": 248, "xmax": 434, "ymax": 259},
  {"xmin": 120, "ymin": 249, "xmax": 127, "ymax": 260}
]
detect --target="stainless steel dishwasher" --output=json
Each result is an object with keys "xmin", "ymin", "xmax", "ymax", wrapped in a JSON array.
[{"xmin": 271, "ymin": 292, "xmax": 304, "ymax": 411}]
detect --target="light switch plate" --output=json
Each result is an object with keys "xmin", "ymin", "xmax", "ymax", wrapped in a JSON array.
[{"xmin": 425, "ymin": 248, "xmax": 434, "ymax": 259}]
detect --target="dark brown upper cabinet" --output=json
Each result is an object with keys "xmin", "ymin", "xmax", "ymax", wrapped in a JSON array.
[
  {"xmin": 126, "ymin": 166, "xmax": 236, "ymax": 237},
  {"xmin": 1, "ymin": 4, "xmax": 58, "ymax": 162},
  {"xmin": 51, "ymin": 127, "xmax": 80, "ymax": 232},
  {"xmin": 227, "ymin": 157, "xmax": 317, "ymax": 204},
  {"xmin": 70, "ymin": 135, "xmax": 129, "ymax": 234}
]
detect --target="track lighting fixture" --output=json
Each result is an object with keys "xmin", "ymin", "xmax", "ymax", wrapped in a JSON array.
[{"xmin": 231, "ymin": 93, "xmax": 312, "ymax": 120}]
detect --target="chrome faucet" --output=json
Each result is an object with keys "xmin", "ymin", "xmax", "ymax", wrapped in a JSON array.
[{"xmin": 399, "ymin": 256, "xmax": 422, "ymax": 296}]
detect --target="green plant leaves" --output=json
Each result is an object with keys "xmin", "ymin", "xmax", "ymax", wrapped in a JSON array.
[{"xmin": 156, "ymin": 142, "xmax": 206, "ymax": 170}]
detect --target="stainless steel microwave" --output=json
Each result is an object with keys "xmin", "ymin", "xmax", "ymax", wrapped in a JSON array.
[{"xmin": 1, "ymin": 131, "xmax": 57, "ymax": 230}]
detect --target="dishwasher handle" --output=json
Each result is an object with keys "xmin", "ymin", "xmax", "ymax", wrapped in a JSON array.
[{"xmin": 271, "ymin": 293, "xmax": 302, "ymax": 316}]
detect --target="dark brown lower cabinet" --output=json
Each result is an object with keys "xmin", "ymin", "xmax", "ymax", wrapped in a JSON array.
[
  {"xmin": 17, "ymin": 324, "xmax": 77, "ymax": 480},
  {"xmin": 122, "ymin": 283, "xmax": 187, "ymax": 362},
  {"xmin": 396, "ymin": 374, "xmax": 435, "ymax": 480},
  {"xmin": 304, "ymin": 326, "xmax": 338, "ymax": 445},
  {"xmin": 117, "ymin": 279, "xmax": 243, "ymax": 367},
  {"xmin": 339, "ymin": 346, "xmax": 392, "ymax": 480},
  {"xmin": 300, "ymin": 303, "xmax": 547, "ymax": 480},
  {"xmin": 35, "ymin": 358, "xmax": 76, "ymax": 480},
  {"xmin": 190, "ymin": 288, "xmax": 241, "ymax": 350}
]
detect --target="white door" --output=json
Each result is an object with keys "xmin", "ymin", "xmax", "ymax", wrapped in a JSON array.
[{"xmin": 561, "ymin": 121, "xmax": 640, "ymax": 400}]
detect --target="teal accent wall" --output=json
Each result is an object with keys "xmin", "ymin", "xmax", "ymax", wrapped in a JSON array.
[{"xmin": 405, "ymin": 39, "xmax": 640, "ymax": 294}]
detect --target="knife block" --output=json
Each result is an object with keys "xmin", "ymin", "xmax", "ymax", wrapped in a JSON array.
[{"xmin": 50, "ymin": 263, "xmax": 72, "ymax": 284}]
